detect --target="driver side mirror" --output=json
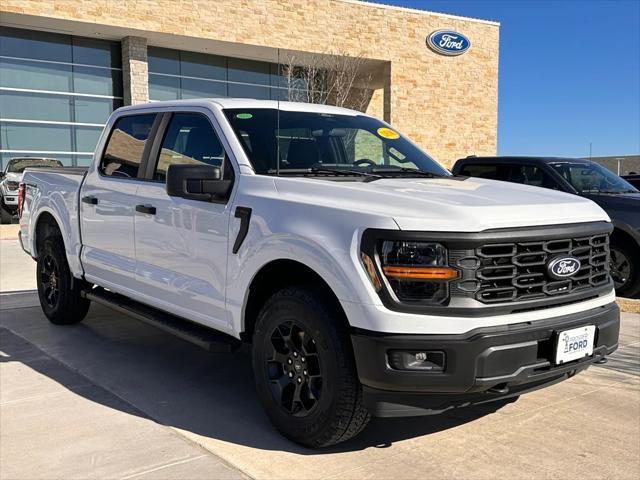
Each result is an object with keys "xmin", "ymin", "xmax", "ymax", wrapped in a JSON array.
[{"xmin": 166, "ymin": 164, "xmax": 232, "ymax": 202}]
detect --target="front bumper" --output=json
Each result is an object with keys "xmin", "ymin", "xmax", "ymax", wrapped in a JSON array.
[
  {"xmin": 2, "ymin": 194, "xmax": 18, "ymax": 208},
  {"xmin": 351, "ymin": 302, "xmax": 619, "ymax": 417}
]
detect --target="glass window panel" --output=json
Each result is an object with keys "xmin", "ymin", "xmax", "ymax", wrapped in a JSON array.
[
  {"xmin": 72, "ymin": 37, "xmax": 121, "ymax": 68},
  {"xmin": 0, "ymin": 26, "xmax": 72, "ymax": 62},
  {"xmin": 74, "ymin": 97, "xmax": 121, "ymax": 124},
  {"xmin": 73, "ymin": 66, "xmax": 122, "ymax": 97},
  {"xmin": 181, "ymin": 78, "xmax": 227, "ymax": 98},
  {"xmin": 101, "ymin": 114, "xmax": 155, "ymax": 178},
  {"xmin": 228, "ymin": 58, "xmax": 270, "ymax": 86},
  {"xmin": 180, "ymin": 51, "xmax": 226, "ymax": 80},
  {"xmin": 75, "ymin": 126, "xmax": 103, "ymax": 152},
  {"xmin": 74, "ymin": 154, "xmax": 94, "ymax": 167},
  {"xmin": 0, "ymin": 57, "xmax": 72, "ymax": 92},
  {"xmin": 148, "ymin": 47, "xmax": 180, "ymax": 75},
  {"xmin": 0, "ymin": 122, "xmax": 72, "ymax": 151},
  {"xmin": 270, "ymin": 63, "xmax": 288, "ymax": 88},
  {"xmin": 228, "ymin": 83, "xmax": 270, "ymax": 100},
  {"xmin": 154, "ymin": 113, "xmax": 224, "ymax": 182},
  {"xmin": 270, "ymin": 87, "xmax": 290, "ymax": 101},
  {"xmin": 0, "ymin": 91, "xmax": 72, "ymax": 122},
  {"xmin": 149, "ymin": 74, "xmax": 181, "ymax": 101}
]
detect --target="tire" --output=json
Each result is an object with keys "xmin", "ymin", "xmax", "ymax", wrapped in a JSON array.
[
  {"xmin": 0, "ymin": 204, "xmax": 12, "ymax": 224},
  {"xmin": 37, "ymin": 236, "xmax": 91, "ymax": 325},
  {"xmin": 252, "ymin": 285, "xmax": 371, "ymax": 448},
  {"xmin": 610, "ymin": 240, "xmax": 640, "ymax": 298}
]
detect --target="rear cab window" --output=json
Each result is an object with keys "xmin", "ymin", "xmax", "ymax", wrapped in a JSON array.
[{"xmin": 100, "ymin": 114, "xmax": 156, "ymax": 179}]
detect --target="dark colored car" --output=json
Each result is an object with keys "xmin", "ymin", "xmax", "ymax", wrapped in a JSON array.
[
  {"xmin": 452, "ymin": 156, "xmax": 640, "ymax": 298},
  {"xmin": 623, "ymin": 174, "xmax": 640, "ymax": 189}
]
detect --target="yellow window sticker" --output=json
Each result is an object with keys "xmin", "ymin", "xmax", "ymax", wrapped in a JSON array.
[{"xmin": 377, "ymin": 127, "xmax": 400, "ymax": 140}]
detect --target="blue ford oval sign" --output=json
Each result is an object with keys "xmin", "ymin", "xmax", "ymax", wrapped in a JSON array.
[
  {"xmin": 547, "ymin": 256, "xmax": 581, "ymax": 280},
  {"xmin": 427, "ymin": 30, "xmax": 471, "ymax": 56}
]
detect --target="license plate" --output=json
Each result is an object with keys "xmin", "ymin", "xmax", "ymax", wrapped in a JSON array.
[{"xmin": 555, "ymin": 325, "xmax": 596, "ymax": 365}]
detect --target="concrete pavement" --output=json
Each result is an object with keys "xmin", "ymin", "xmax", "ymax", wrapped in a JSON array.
[{"xmin": 1, "ymin": 292, "xmax": 639, "ymax": 480}]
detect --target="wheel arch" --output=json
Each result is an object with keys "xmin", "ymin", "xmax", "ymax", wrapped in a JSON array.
[
  {"xmin": 611, "ymin": 221, "xmax": 640, "ymax": 249},
  {"xmin": 241, "ymin": 259, "xmax": 348, "ymax": 342},
  {"xmin": 33, "ymin": 209, "xmax": 63, "ymax": 258}
]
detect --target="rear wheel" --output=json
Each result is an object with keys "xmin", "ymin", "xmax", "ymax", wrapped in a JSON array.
[
  {"xmin": 252, "ymin": 285, "xmax": 370, "ymax": 448},
  {"xmin": 37, "ymin": 236, "xmax": 91, "ymax": 324},
  {"xmin": 0, "ymin": 204, "xmax": 12, "ymax": 224},
  {"xmin": 610, "ymin": 240, "xmax": 640, "ymax": 298}
]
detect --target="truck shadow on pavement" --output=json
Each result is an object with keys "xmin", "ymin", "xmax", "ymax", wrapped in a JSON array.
[{"xmin": 0, "ymin": 304, "xmax": 513, "ymax": 454}]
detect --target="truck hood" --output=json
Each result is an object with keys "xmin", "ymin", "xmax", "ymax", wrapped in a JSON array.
[
  {"xmin": 3, "ymin": 172, "xmax": 22, "ymax": 182},
  {"xmin": 274, "ymin": 176, "xmax": 610, "ymax": 232}
]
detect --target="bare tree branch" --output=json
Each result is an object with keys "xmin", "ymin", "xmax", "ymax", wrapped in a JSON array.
[{"xmin": 280, "ymin": 49, "xmax": 374, "ymax": 113}]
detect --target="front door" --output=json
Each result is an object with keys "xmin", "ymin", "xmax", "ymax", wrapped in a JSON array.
[
  {"xmin": 80, "ymin": 113, "xmax": 157, "ymax": 293},
  {"xmin": 134, "ymin": 112, "xmax": 234, "ymax": 332}
]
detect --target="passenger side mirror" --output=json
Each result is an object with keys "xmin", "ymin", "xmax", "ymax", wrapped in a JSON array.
[
  {"xmin": 0, "ymin": 172, "xmax": 5, "ymax": 180},
  {"xmin": 166, "ymin": 164, "xmax": 232, "ymax": 202}
]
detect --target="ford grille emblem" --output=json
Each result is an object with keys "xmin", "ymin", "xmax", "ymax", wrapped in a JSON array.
[
  {"xmin": 426, "ymin": 30, "xmax": 471, "ymax": 56},
  {"xmin": 547, "ymin": 256, "xmax": 581, "ymax": 280}
]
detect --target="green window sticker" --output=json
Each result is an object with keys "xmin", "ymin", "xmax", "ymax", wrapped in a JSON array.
[{"xmin": 235, "ymin": 113, "xmax": 253, "ymax": 120}]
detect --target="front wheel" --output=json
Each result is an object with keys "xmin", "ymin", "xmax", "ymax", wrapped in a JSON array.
[
  {"xmin": 252, "ymin": 286, "xmax": 370, "ymax": 448},
  {"xmin": 37, "ymin": 236, "xmax": 91, "ymax": 324},
  {"xmin": 610, "ymin": 241, "xmax": 640, "ymax": 298},
  {"xmin": 0, "ymin": 204, "xmax": 12, "ymax": 224}
]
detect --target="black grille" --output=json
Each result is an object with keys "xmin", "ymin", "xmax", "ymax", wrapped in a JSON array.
[{"xmin": 452, "ymin": 234, "xmax": 610, "ymax": 304}]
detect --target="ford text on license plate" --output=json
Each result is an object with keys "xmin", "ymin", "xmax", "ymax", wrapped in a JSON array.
[{"xmin": 555, "ymin": 325, "xmax": 596, "ymax": 365}]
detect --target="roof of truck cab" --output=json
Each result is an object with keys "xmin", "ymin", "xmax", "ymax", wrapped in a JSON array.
[{"xmin": 115, "ymin": 98, "xmax": 363, "ymax": 116}]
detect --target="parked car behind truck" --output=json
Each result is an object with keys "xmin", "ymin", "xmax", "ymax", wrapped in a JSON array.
[
  {"xmin": 453, "ymin": 156, "xmax": 640, "ymax": 298},
  {"xmin": 18, "ymin": 100, "xmax": 620, "ymax": 447},
  {"xmin": 0, "ymin": 157, "xmax": 63, "ymax": 223}
]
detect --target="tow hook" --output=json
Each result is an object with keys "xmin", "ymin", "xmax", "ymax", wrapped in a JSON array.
[
  {"xmin": 594, "ymin": 356, "xmax": 608, "ymax": 365},
  {"xmin": 487, "ymin": 383, "xmax": 510, "ymax": 395}
]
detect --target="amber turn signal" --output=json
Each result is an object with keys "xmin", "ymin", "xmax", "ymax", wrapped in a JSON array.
[
  {"xmin": 382, "ymin": 266, "xmax": 459, "ymax": 280},
  {"xmin": 361, "ymin": 252, "xmax": 383, "ymax": 291}
]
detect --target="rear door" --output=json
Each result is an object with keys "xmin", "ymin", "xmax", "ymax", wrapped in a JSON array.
[
  {"xmin": 80, "ymin": 113, "xmax": 158, "ymax": 293},
  {"xmin": 133, "ymin": 109, "xmax": 235, "ymax": 331}
]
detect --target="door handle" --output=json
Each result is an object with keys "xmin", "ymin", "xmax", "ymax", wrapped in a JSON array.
[
  {"xmin": 135, "ymin": 204, "xmax": 156, "ymax": 215},
  {"xmin": 82, "ymin": 195, "xmax": 98, "ymax": 205}
]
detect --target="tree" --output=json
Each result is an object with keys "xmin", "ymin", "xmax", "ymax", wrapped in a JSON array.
[{"xmin": 279, "ymin": 50, "xmax": 375, "ymax": 113}]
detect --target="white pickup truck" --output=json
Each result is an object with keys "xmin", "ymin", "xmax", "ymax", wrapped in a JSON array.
[{"xmin": 18, "ymin": 99, "xmax": 619, "ymax": 447}]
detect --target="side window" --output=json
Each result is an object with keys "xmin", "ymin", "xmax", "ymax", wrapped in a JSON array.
[
  {"xmin": 460, "ymin": 164, "xmax": 499, "ymax": 179},
  {"xmin": 101, "ymin": 114, "xmax": 156, "ymax": 178},
  {"xmin": 509, "ymin": 165, "xmax": 560, "ymax": 189},
  {"xmin": 154, "ymin": 113, "xmax": 225, "ymax": 182}
]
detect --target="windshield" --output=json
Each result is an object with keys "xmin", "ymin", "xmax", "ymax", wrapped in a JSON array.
[
  {"xmin": 550, "ymin": 161, "xmax": 638, "ymax": 194},
  {"xmin": 223, "ymin": 109, "xmax": 450, "ymax": 177},
  {"xmin": 7, "ymin": 158, "xmax": 63, "ymax": 173}
]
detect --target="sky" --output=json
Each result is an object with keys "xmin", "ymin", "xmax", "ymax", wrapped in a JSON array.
[{"xmin": 372, "ymin": 0, "xmax": 640, "ymax": 158}]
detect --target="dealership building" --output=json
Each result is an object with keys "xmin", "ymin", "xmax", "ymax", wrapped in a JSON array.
[{"xmin": 0, "ymin": 0, "xmax": 499, "ymax": 170}]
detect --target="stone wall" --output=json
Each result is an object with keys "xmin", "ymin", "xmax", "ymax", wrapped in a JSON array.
[{"xmin": 1, "ymin": 0, "xmax": 500, "ymax": 168}]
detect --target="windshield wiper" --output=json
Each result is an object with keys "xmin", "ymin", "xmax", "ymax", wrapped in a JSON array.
[
  {"xmin": 370, "ymin": 167, "xmax": 443, "ymax": 178},
  {"xmin": 309, "ymin": 165, "xmax": 382, "ymax": 178},
  {"xmin": 267, "ymin": 165, "xmax": 381, "ymax": 179}
]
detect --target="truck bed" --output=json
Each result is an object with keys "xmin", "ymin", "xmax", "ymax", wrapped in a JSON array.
[{"xmin": 19, "ymin": 168, "xmax": 87, "ymax": 277}]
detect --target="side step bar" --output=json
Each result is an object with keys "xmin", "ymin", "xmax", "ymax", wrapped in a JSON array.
[{"xmin": 81, "ymin": 287, "xmax": 241, "ymax": 353}]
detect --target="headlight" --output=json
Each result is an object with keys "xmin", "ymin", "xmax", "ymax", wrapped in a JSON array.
[{"xmin": 377, "ymin": 241, "xmax": 458, "ymax": 305}]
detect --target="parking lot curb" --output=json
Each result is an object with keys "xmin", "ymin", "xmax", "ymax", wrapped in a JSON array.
[{"xmin": 617, "ymin": 297, "xmax": 640, "ymax": 314}]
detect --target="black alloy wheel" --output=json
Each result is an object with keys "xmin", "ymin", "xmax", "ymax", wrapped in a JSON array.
[
  {"xmin": 267, "ymin": 321, "xmax": 323, "ymax": 416},
  {"xmin": 610, "ymin": 246, "xmax": 632, "ymax": 290},
  {"xmin": 36, "ymin": 236, "xmax": 91, "ymax": 324},
  {"xmin": 252, "ymin": 286, "xmax": 370, "ymax": 447},
  {"xmin": 39, "ymin": 253, "xmax": 60, "ymax": 309}
]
